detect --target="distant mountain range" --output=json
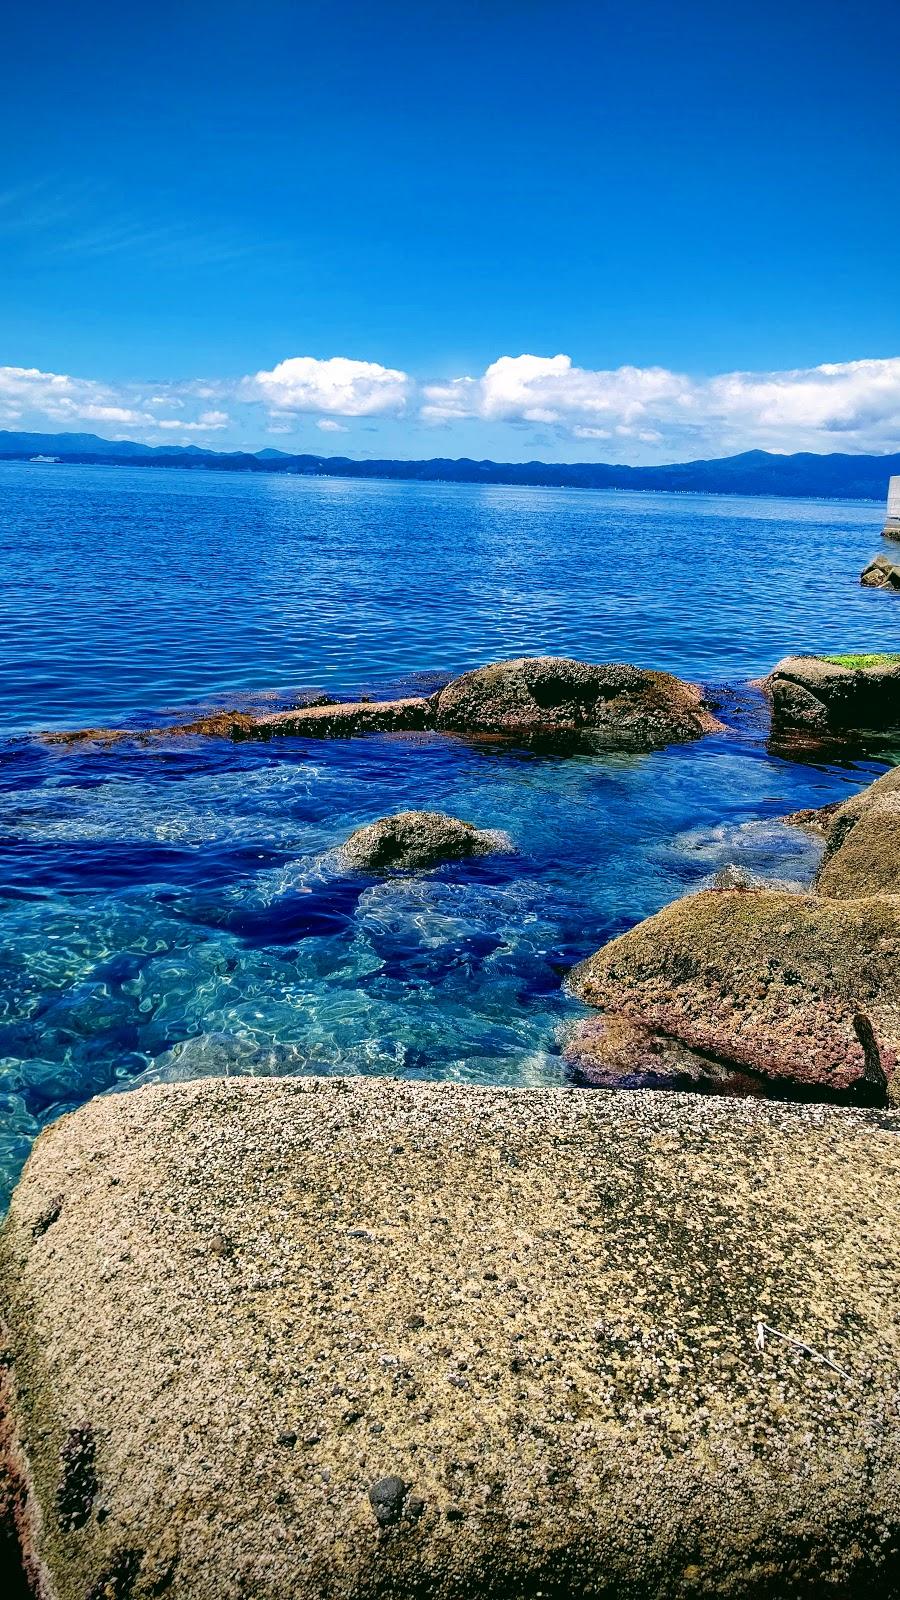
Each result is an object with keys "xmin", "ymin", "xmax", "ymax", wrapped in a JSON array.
[{"xmin": 1, "ymin": 429, "xmax": 897, "ymax": 502}]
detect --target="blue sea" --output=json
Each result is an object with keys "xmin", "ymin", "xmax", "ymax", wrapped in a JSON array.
[{"xmin": 0, "ymin": 460, "xmax": 898, "ymax": 1204}]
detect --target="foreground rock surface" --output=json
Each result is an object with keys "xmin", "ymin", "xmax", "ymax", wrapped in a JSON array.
[
  {"xmin": 570, "ymin": 887, "xmax": 900, "ymax": 1100},
  {"xmin": 433, "ymin": 655, "xmax": 722, "ymax": 745},
  {"xmin": 6, "ymin": 1077, "xmax": 900, "ymax": 1599},
  {"xmin": 861, "ymin": 553, "xmax": 900, "ymax": 589},
  {"xmin": 338, "ymin": 810, "xmax": 507, "ymax": 871},
  {"xmin": 765, "ymin": 654, "xmax": 900, "ymax": 740}
]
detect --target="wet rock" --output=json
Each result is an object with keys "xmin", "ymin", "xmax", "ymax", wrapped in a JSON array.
[
  {"xmin": 337, "ymin": 811, "xmax": 508, "ymax": 873},
  {"xmin": 861, "ymin": 553, "xmax": 900, "ymax": 589},
  {"xmin": 5, "ymin": 1077, "xmax": 900, "ymax": 1597},
  {"xmin": 563, "ymin": 1014, "xmax": 769, "ymax": 1096},
  {"xmin": 712, "ymin": 863, "xmax": 763, "ymax": 890},
  {"xmin": 42, "ymin": 658, "xmax": 722, "ymax": 754},
  {"xmin": 569, "ymin": 887, "xmax": 900, "ymax": 1101},
  {"xmin": 147, "ymin": 1032, "xmax": 308, "ymax": 1084},
  {"xmin": 764, "ymin": 653, "xmax": 900, "ymax": 741},
  {"xmin": 433, "ymin": 656, "xmax": 722, "ymax": 747},
  {"xmin": 45, "ymin": 697, "xmax": 434, "ymax": 748},
  {"xmin": 248, "ymin": 699, "xmax": 433, "ymax": 741},
  {"xmin": 783, "ymin": 800, "xmax": 842, "ymax": 836}
]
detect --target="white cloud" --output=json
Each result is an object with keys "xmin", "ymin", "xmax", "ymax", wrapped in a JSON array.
[
  {"xmin": 154, "ymin": 411, "xmax": 230, "ymax": 433},
  {"xmin": 0, "ymin": 366, "xmax": 141, "ymax": 425},
  {"xmin": 421, "ymin": 354, "xmax": 690, "ymax": 436},
  {"xmin": 246, "ymin": 355, "xmax": 410, "ymax": 417},
  {"xmin": 0, "ymin": 367, "xmax": 232, "ymax": 440},
  {"xmin": 5, "ymin": 353, "xmax": 900, "ymax": 459},
  {"xmin": 420, "ymin": 352, "xmax": 900, "ymax": 455},
  {"xmin": 704, "ymin": 358, "xmax": 900, "ymax": 446}
]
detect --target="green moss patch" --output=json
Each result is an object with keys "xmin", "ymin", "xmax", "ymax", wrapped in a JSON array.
[{"xmin": 821, "ymin": 652, "xmax": 900, "ymax": 670}]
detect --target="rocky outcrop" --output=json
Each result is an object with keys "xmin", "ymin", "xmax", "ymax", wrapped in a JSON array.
[
  {"xmin": 6, "ymin": 1076, "xmax": 900, "ymax": 1600},
  {"xmin": 432, "ymin": 656, "xmax": 722, "ymax": 746},
  {"xmin": 338, "ymin": 811, "xmax": 507, "ymax": 872},
  {"xmin": 45, "ymin": 697, "xmax": 433, "ymax": 747},
  {"xmin": 790, "ymin": 766, "xmax": 900, "ymax": 899},
  {"xmin": 562, "ymin": 1013, "xmax": 770, "ymax": 1096},
  {"xmin": 569, "ymin": 887, "xmax": 900, "ymax": 1101},
  {"xmin": 45, "ymin": 658, "xmax": 723, "ymax": 752},
  {"xmin": 861, "ymin": 553, "xmax": 900, "ymax": 589},
  {"xmin": 764, "ymin": 654, "xmax": 900, "ymax": 741}
]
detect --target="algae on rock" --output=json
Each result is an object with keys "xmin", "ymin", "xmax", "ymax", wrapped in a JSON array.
[
  {"xmin": 337, "ymin": 810, "xmax": 508, "ymax": 872},
  {"xmin": 569, "ymin": 887, "xmax": 900, "ymax": 1100}
]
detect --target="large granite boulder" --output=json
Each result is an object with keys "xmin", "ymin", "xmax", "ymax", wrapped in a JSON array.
[
  {"xmin": 5, "ymin": 1076, "xmax": 900, "ymax": 1599},
  {"xmin": 861, "ymin": 553, "xmax": 900, "ymax": 589},
  {"xmin": 433, "ymin": 657, "xmax": 722, "ymax": 746},
  {"xmin": 338, "ymin": 811, "xmax": 507, "ymax": 872},
  {"xmin": 765, "ymin": 654, "xmax": 900, "ymax": 740},
  {"xmin": 569, "ymin": 886, "xmax": 900, "ymax": 1101}
]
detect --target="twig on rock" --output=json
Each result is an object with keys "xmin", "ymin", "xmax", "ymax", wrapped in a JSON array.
[{"xmin": 754, "ymin": 1320, "xmax": 853, "ymax": 1381}]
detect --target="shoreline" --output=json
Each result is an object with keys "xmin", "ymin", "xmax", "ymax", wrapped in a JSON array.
[{"xmin": 0, "ymin": 453, "xmax": 886, "ymax": 506}]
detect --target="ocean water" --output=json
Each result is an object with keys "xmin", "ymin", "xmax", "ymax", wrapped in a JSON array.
[{"xmin": 0, "ymin": 460, "xmax": 898, "ymax": 1203}]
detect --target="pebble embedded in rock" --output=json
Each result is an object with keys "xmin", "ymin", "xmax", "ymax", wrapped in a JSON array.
[{"xmin": 368, "ymin": 1475, "xmax": 409, "ymax": 1527}]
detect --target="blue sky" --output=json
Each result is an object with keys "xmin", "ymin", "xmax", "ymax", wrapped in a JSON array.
[{"xmin": 3, "ymin": 0, "xmax": 900, "ymax": 462}]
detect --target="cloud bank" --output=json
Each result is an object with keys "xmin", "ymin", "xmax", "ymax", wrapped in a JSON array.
[
  {"xmin": 422, "ymin": 354, "xmax": 900, "ymax": 455},
  {"xmin": 3, "ymin": 352, "xmax": 900, "ymax": 460}
]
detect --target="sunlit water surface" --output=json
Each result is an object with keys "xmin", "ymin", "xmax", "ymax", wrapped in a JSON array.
[{"xmin": 0, "ymin": 462, "xmax": 897, "ymax": 1202}]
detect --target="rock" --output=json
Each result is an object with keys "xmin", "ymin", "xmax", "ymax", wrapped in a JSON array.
[
  {"xmin": 782, "ymin": 801, "xmax": 843, "ymax": 836},
  {"xmin": 765, "ymin": 653, "xmax": 900, "ymax": 741},
  {"xmin": 711, "ymin": 863, "xmax": 757, "ymax": 889},
  {"xmin": 367, "ymin": 1475, "xmax": 410, "ymax": 1527},
  {"xmin": 337, "ymin": 811, "xmax": 508, "ymax": 872},
  {"xmin": 146, "ymin": 1032, "xmax": 308, "ymax": 1083},
  {"xmin": 43, "ymin": 659, "xmax": 723, "ymax": 754},
  {"xmin": 807, "ymin": 766, "xmax": 900, "ymax": 899},
  {"xmin": 6, "ymin": 1076, "xmax": 900, "ymax": 1598},
  {"xmin": 563, "ymin": 1014, "xmax": 769, "ymax": 1096},
  {"xmin": 433, "ymin": 656, "xmax": 722, "ymax": 747},
  {"xmin": 861, "ymin": 553, "xmax": 900, "ymax": 589},
  {"xmin": 248, "ymin": 699, "xmax": 433, "ymax": 741},
  {"xmin": 569, "ymin": 887, "xmax": 900, "ymax": 1101},
  {"xmin": 44, "ymin": 697, "xmax": 434, "ymax": 748}
]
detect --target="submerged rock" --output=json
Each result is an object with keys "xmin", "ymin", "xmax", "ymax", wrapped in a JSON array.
[
  {"xmin": 569, "ymin": 886, "xmax": 900, "ymax": 1101},
  {"xmin": 6, "ymin": 1076, "xmax": 900, "ymax": 1599},
  {"xmin": 337, "ymin": 810, "xmax": 508, "ymax": 872},
  {"xmin": 432, "ymin": 656, "xmax": 722, "ymax": 746},
  {"xmin": 764, "ymin": 653, "xmax": 900, "ymax": 741},
  {"xmin": 861, "ymin": 553, "xmax": 900, "ymax": 589},
  {"xmin": 145, "ymin": 1032, "xmax": 308, "ymax": 1084}
]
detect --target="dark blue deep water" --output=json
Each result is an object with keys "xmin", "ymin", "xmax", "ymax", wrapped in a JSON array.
[{"xmin": 0, "ymin": 461, "xmax": 898, "ymax": 1203}]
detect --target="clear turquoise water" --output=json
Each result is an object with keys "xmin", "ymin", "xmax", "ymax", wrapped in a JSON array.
[{"xmin": 0, "ymin": 461, "xmax": 897, "ymax": 1203}]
